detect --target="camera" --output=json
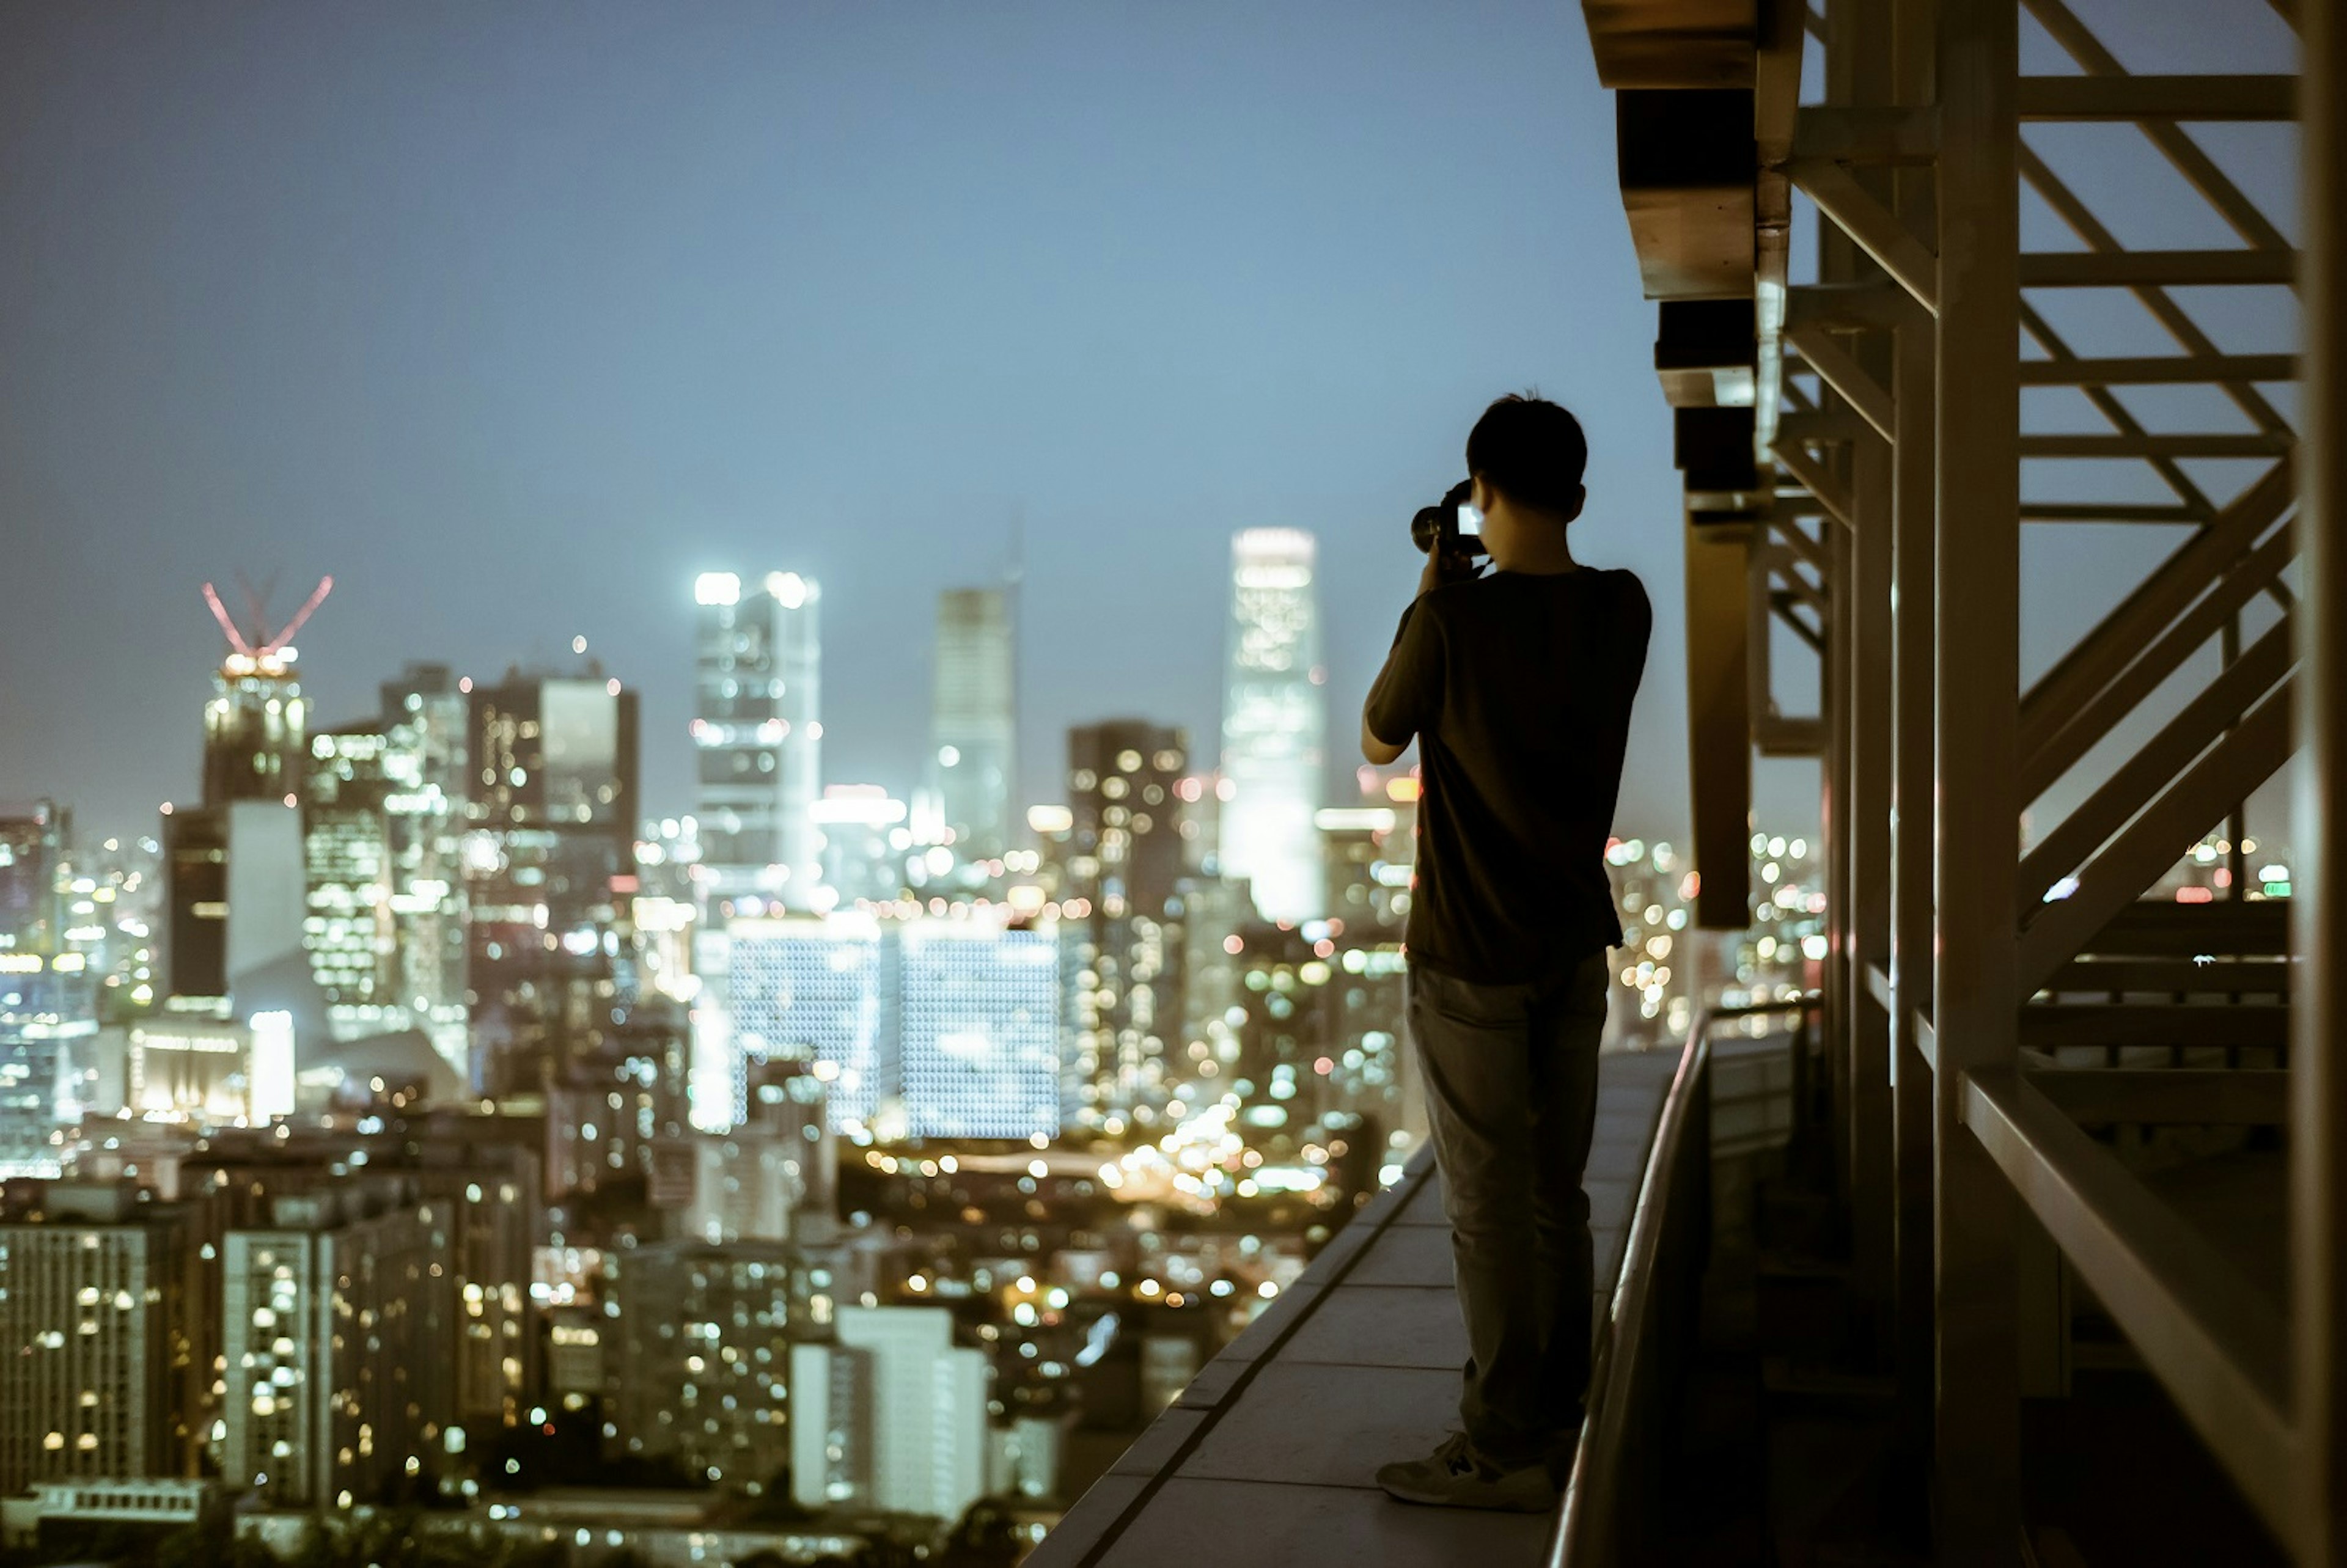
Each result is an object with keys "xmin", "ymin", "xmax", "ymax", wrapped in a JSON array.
[{"xmin": 1410, "ymin": 478, "xmax": 1487, "ymax": 560}]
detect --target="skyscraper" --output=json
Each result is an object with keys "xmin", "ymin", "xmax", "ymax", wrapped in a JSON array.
[
  {"xmin": 465, "ymin": 666, "xmax": 643, "ymax": 1005},
  {"xmin": 377, "ymin": 664, "xmax": 473, "ymax": 1078},
  {"xmin": 693, "ymin": 572, "xmax": 823, "ymax": 908},
  {"xmin": 202, "ymin": 648, "xmax": 307, "ymax": 807},
  {"xmin": 167, "ymin": 595, "xmax": 319, "ymax": 1006},
  {"xmin": 296, "ymin": 666, "xmax": 472, "ymax": 1077},
  {"xmin": 0, "ymin": 801, "xmax": 65, "ymax": 954},
  {"xmin": 1219, "ymin": 529, "xmax": 1326, "ymax": 923},
  {"xmin": 927, "ymin": 587, "xmax": 1016, "ymax": 864},
  {"xmin": 1060, "ymin": 722, "xmax": 1190, "ymax": 1125}
]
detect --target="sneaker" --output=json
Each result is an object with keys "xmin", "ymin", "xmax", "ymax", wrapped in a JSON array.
[{"xmin": 1376, "ymin": 1431, "xmax": 1560, "ymax": 1512}]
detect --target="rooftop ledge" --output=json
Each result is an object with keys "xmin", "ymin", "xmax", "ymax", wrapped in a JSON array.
[{"xmin": 1029, "ymin": 1049, "xmax": 1684, "ymax": 1568}]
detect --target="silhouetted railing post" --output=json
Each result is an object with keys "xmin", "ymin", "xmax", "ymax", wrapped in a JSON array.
[
  {"xmin": 1931, "ymin": 0, "xmax": 2024, "ymax": 1554},
  {"xmin": 1889, "ymin": 0, "xmax": 1940, "ymax": 1498},
  {"xmin": 2294, "ymin": 1, "xmax": 2346, "ymax": 1558}
]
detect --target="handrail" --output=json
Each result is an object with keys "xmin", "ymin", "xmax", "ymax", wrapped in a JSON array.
[{"xmin": 1549, "ymin": 994, "xmax": 1821, "ymax": 1566}]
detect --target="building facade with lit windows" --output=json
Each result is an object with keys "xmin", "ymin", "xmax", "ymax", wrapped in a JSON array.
[
  {"xmin": 376, "ymin": 663, "xmax": 473, "ymax": 1080},
  {"xmin": 882, "ymin": 923, "xmax": 1059, "ymax": 1143},
  {"xmin": 218, "ymin": 1184, "xmax": 456, "ymax": 1509},
  {"xmin": 465, "ymin": 670, "xmax": 640, "ymax": 1089},
  {"xmin": 0, "ymin": 967, "xmax": 98, "ymax": 1174},
  {"xmin": 0, "ymin": 801, "xmax": 67, "ymax": 954},
  {"xmin": 301, "ymin": 725, "xmax": 395, "ymax": 1025},
  {"xmin": 788, "ymin": 1305, "xmax": 986, "ymax": 1521},
  {"xmin": 600, "ymin": 1239, "xmax": 801, "ymax": 1489},
  {"xmin": 717, "ymin": 915, "xmax": 892, "ymax": 1132},
  {"xmin": 1059, "ymin": 722, "xmax": 1190, "ymax": 1127},
  {"xmin": 810, "ymin": 787, "xmax": 911, "ymax": 909},
  {"xmin": 1218, "ymin": 529, "xmax": 1326, "ymax": 924},
  {"xmin": 202, "ymin": 651, "xmax": 307, "ymax": 808},
  {"xmin": 927, "ymin": 587, "xmax": 1016, "ymax": 866},
  {"xmin": 0, "ymin": 1182, "xmax": 203, "ymax": 1497},
  {"xmin": 692, "ymin": 571, "xmax": 823, "ymax": 907}
]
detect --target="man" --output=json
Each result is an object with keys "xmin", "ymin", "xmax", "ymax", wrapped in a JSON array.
[{"xmin": 1362, "ymin": 393, "xmax": 1651, "ymax": 1512}]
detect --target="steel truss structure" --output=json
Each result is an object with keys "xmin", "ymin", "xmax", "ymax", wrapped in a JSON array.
[{"xmin": 1581, "ymin": 0, "xmax": 2342, "ymax": 1558}]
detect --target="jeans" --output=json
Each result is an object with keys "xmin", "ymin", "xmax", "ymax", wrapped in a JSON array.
[{"xmin": 1408, "ymin": 951, "xmax": 1610, "ymax": 1465}]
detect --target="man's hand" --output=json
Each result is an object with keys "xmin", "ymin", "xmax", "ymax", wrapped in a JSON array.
[{"xmin": 1419, "ymin": 548, "xmax": 1480, "ymax": 598}]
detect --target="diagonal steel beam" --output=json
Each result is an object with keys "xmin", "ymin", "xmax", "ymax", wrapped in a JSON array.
[
  {"xmin": 2021, "ymin": 0, "xmax": 2294, "ymax": 254},
  {"xmin": 2020, "ymin": 462, "xmax": 2292, "ymax": 776},
  {"xmin": 2019, "ymin": 616, "xmax": 2295, "ymax": 899},
  {"xmin": 1787, "ymin": 157, "xmax": 1941, "ymax": 314},
  {"xmin": 1776, "ymin": 444, "xmax": 1857, "ymax": 530},
  {"xmin": 2020, "ymin": 299, "xmax": 2213, "ymax": 519},
  {"xmin": 1786, "ymin": 326, "xmax": 1897, "ymax": 441},
  {"xmin": 1774, "ymin": 515, "xmax": 1832, "ymax": 575},
  {"xmin": 2018, "ymin": 142, "xmax": 2294, "ymax": 436},
  {"xmin": 2026, "ymin": 513, "xmax": 2297, "ymax": 799},
  {"xmin": 2019, "ymin": 681, "xmax": 2297, "ymax": 997}
]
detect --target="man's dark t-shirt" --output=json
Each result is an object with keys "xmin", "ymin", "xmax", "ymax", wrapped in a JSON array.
[{"xmin": 1364, "ymin": 566, "xmax": 1652, "ymax": 985}]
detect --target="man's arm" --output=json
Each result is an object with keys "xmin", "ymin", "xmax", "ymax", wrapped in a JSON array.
[{"xmin": 1361, "ymin": 555, "xmax": 1456, "ymax": 765}]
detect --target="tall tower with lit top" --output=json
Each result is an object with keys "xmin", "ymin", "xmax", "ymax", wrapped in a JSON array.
[
  {"xmin": 1219, "ymin": 530, "xmax": 1325, "ymax": 923},
  {"xmin": 693, "ymin": 571, "xmax": 823, "ymax": 910}
]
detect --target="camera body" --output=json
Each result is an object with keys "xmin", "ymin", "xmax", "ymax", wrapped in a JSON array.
[{"xmin": 1411, "ymin": 478, "xmax": 1487, "ymax": 562}]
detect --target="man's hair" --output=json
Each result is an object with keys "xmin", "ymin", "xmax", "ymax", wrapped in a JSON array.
[{"xmin": 1465, "ymin": 392, "xmax": 1588, "ymax": 516}]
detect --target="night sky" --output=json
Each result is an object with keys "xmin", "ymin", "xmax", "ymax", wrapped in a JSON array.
[{"xmin": 0, "ymin": 0, "xmax": 2303, "ymax": 854}]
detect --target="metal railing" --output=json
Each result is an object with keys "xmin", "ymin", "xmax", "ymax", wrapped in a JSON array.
[{"xmin": 1549, "ymin": 996, "xmax": 1819, "ymax": 1566}]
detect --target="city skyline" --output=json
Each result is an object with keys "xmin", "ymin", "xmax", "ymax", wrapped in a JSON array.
[{"xmin": 0, "ymin": 0, "xmax": 1704, "ymax": 846}]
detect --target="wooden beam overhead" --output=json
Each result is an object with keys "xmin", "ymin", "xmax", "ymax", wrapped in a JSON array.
[
  {"xmin": 2018, "ymin": 74, "xmax": 2297, "ymax": 120},
  {"xmin": 2020, "ymin": 250, "xmax": 2297, "ymax": 288},
  {"xmin": 2019, "ymin": 354, "xmax": 2298, "ymax": 386}
]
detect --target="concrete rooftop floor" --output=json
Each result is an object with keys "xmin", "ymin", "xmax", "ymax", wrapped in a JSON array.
[{"xmin": 1030, "ymin": 1046, "xmax": 1684, "ymax": 1568}]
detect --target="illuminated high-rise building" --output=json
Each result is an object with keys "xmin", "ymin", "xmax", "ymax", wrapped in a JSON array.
[
  {"xmin": 1219, "ymin": 529, "xmax": 1326, "ymax": 923},
  {"xmin": 303, "ymin": 725, "xmax": 395, "ymax": 1020},
  {"xmin": 714, "ymin": 914, "xmax": 1058, "ymax": 1141},
  {"xmin": 376, "ymin": 664, "xmax": 473, "ymax": 1077},
  {"xmin": 811, "ymin": 786, "xmax": 910, "ymax": 907},
  {"xmin": 0, "ymin": 1182, "xmax": 205, "ymax": 1495},
  {"xmin": 692, "ymin": 571, "xmax": 823, "ymax": 908},
  {"xmin": 219, "ymin": 1184, "xmax": 456, "ymax": 1508},
  {"xmin": 1061, "ymin": 722, "xmax": 1190, "ymax": 1124},
  {"xmin": 927, "ymin": 587, "xmax": 1016, "ymax": 864},
  {"xmin": 202, "ymin": 654, "xmax": 307, "ymax": 808},
  {"xmin": 297, "ymin": 665, "xmax": 472, "ymax": 1078},
  {"xmin": 465, "ymin": 669, "xmax": 639, "ymax": 1086},
  {"xmin": 716, "ymin": 914, "xmax": 891, "ymax": 1132},
  {"xmin": 0, "ymin": 801, "xmax": 66, "ymax": 954},
  {"xmin": 601, "ymin": 1239, "xmax": 803, "ymax": 1487},
  {"xmin": 0, "ymin": 967, "xmax": 98, "ymax": 1176},
  {"xmin": 881, "ymin": 923, "xmax": 1059, "ymax": 1142},
  {"xmin": 168, "ymin": 581, "xmax": 331, "ymax": 1008}
]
